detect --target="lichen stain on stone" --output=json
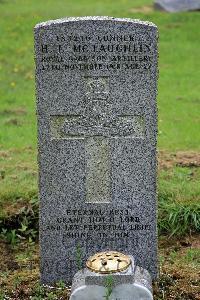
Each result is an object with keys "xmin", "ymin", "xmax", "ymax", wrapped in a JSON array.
[
  {"xmin": 85, "ymin": 136, "xmax": 111, "ymax": 203},
  {"xmin": 50, "ymin": 115, "xmax": 66, "ymax": 139}
]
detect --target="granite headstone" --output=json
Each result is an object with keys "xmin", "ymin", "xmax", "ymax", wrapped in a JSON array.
[
  {"xmin": 154, "ymin": 0, "xmax": 200, "ymax": 12},
  {"xmin": 34, "ymin": 16, "xmax": 158, "ymax": 284}
]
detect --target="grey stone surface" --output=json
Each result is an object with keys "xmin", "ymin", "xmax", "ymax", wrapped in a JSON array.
[
  {"xmin": 34, "ymin": 16, "xmax": 158, "ymax": 284},
  {"xmin": 70, "ymin": 257, "xmax": 153, "ymax": 300},
  {"xmin": 70, "ymin": 285, "xmax": 106, "ymax": 300},
  {"xmin": 111, "ymin": 284, "xmax": 153, "ymax": 300},
  {"xmin": 154, "ymin": 0, "xmax": 200, "ymax": 12}
]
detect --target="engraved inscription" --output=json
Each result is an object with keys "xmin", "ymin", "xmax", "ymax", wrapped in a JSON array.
[
  {"xmin": 43, "ymin": 208, "xmax": 151, "ymax": 242},
  {"xmin": 38, "ymin": 33, "xmax": 153, "ymax": 72}
]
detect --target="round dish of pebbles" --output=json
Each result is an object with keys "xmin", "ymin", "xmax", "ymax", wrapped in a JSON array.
[{"xmin": 86, "ymin": 251, "xmax": 131, "ymax": 273}]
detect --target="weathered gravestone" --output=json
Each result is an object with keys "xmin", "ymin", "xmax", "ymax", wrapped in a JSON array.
[
  {"xmin": 34, "ymin": 16, "xmax": 158, "ymax": 284},
  {"xmin": 154, "ymin": 0, "xmax": 200, "ymax": 12}
]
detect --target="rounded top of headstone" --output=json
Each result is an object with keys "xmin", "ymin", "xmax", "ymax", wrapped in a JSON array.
[
  {"xmin": 34, "ymin": 16, "xmax": 157, "ymax": 29},
  {"xmin": 86, "ymin": 251, "xmax": 131, "ymax": 274}
]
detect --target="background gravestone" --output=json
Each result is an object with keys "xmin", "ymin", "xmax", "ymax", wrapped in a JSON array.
[
  {"xmin": 34, "ymin": 16, "xmax": 158, "ymax": 284},
  {"xmin": 154, "ymin": 0, "xmax": 200, "ymax": 12}
]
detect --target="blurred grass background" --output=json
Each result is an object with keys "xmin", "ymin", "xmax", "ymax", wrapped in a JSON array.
[{"xmin": 0, "ymin": 0, "xmax": 199, "ymax": 231}]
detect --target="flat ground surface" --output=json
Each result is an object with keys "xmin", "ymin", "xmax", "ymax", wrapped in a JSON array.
[{"xmin": 0, "ymin": 0, "xmax": 199, "ymax": 299}]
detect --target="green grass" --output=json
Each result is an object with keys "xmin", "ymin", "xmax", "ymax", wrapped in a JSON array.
[
  {"xmin": 158, "ymin": 201, "xmax": 200, "ymax": 236},
  {"xmin": 0, "ymin": 0, "xmax": 200, "ymax": 228},
  {"xmin": 0, "ymin": 148, "xmax": 37, "ymax": 204},
  {"xmin": 159, "ymin": 167, "xmax": 200, "ymax": 204}
]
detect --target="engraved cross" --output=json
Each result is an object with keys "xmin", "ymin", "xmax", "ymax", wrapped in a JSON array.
[{"xmin": 51, "ymin": 77, "xmax": 144, "ymax": 203}]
